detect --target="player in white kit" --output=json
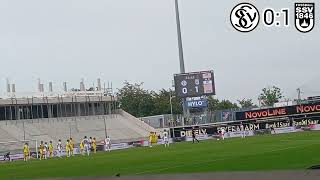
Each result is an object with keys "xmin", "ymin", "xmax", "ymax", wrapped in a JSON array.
[
  {"xmin": 240, "ymin": 122, "xmax": 245, "ymax": 138},
  {"xmin": 57, "ymin": 139, "xmax": 62, "ymax": 158},
  {"xmin": 83, "ymin": 136, "xmax": 90, "ymax": 156},
  {"xmin": 163, "ymin": 131, "xmax": 169, "ymax": 147},
  {"xmin": 89, "ymin": 137, "xmax": 92, "ymax": 151},
  {"xmin": 104, "ymin": 136, "xmax": 111, "ymax": 152},
  {"xmin": 43, "ymin": 142, "xmax": 48, "ymax": 159},
  {"xmin": 221, "ymin": 128, "xmax": 225, "ymax": 140}
]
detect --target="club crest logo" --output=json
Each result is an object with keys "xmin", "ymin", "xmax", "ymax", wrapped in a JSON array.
[
  {"xmin": 230, "ymin": 3, "xmax": 260, "ymax": 32},
  {"xmin": 295, "ymin": 3, "xmax": 315, "ymax": 33}
]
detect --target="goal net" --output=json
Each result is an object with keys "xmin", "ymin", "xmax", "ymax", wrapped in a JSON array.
[{"xmin": 0, "ymin": 139, "xmax": 38, "ymax": 161}]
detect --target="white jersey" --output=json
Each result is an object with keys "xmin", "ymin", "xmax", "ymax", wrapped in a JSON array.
[
  {"xmin": 105, "ymin": 138, "xmax": 111, "ymax": 145},
  {"xmin": 83, "ymin": 138, "xmax": 90, "ymax": 146},
  {"xmin": 163, "ymin": 132, "xmax": 169, "ymax": 145},
  {"xmin": 240, "ymin": 125, "xmax": 244, "ymax": 131},
  {"xmin": 89, "ymin": 139, "xmax": 92, "ymax": 147},
  {"xmin": 44, "ymin": 144, "xmax": 48, "ymax": 152},
  {"xmin": 57, "ymin": 142, "xmax": 62, "ymax": 150},
  {"xmin": 163, "ymin": 132, "xmax": 168, "ymax": 139},
  {"xmin": 240, "ymin": 124, "xmax": 246, "ymax": 138},
  {"xmin": 163, "ymin": 132, "xmax": 169, "ymax": 146},
  {"xmin": 221, "ymin": 129, "xmax": 225, "ymax": 135}
]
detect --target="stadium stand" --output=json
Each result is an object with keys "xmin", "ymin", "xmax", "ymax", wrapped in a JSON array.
[
  {"xmin": 0, "ymin": 110, "xmax": 155, "ymax": 153},
  {"xmin": 0, "ymin": 92, "xmax": 156, "ymax": 154}
]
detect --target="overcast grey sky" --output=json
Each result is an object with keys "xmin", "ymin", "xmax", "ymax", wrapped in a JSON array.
[{"xmin": 0, "ymin": 0, "xmax": 319, "ymax": 103}]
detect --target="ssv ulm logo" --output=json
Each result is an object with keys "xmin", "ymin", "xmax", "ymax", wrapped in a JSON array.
[{"xmin": 295, "ymin": 3, "xmax": 315, "ymax": 33}]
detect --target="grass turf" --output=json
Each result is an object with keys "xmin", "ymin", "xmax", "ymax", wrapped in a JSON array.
[{"xmin": 1, "ymin": 131, "xmax": 320, "ymax": 180}]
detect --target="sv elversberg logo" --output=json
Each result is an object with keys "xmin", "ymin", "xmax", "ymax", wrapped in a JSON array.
[{"xmin": 230, "ymin": 3, "xmax": 260, "ymax": 32}]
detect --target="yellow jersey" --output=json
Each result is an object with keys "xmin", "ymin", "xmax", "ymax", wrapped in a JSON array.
[
  {"xmin": 23, "ymin": 145, "xmax": 29, "ymax": 153},
  {"xmin": 66, "ymin": 142, "xmax": 70, "ymax": 151},
  {"xmin": 39, "ymin": 144, "xmax": 44, "ymax": 152},
  {"xmin": 80, "ymin": 140, "xmax": 84, "ymax": 149},
  {"xmin": 92, "ymin": 139, "xmax": 97, "ymax": 148},
  {"xmin": 69, "ymin": 140, "xmax": 74, "ymax": 149},
  {"xmin": 49, "ymin": 143, "xmax": 53, "ymax": 152}
]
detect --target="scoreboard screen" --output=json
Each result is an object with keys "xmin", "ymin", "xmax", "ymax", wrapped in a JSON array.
[{"xmin": 174, "ymin": 70, "xmax": 216, "ymax": 98}]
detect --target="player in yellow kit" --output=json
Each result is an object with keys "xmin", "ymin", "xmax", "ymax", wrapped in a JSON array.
[
  {"xmin": 23, "ymin": 143, "xmax": 29, "ymax": 162},
  {"xmin": 66, "ymin": 139, "xmax": 71, "ymax": 157},
  {"xmin": 69, "ymin": 138, "xmax": 74, "ymax": 156},
  {"xmin": 92, "ymin": 137, "xmax": 97, "ymax": 153},
  {"xmin": 49, "ymin": 141, "xmax": 54, "ymax": 158},
  {"xmin": 39, "ymin": 141, "xmax": 44, "ymax": 160},
  {"xmin": 79, "ymin": 139, "xmax": 84, "ymax": 155},
  {"xmin": 149, "ymin": 132, "xmax": 153, "ymax": 147}
]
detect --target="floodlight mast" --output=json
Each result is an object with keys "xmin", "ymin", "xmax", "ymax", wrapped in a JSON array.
[{"xmin": 174, "ymin": 0, "xmax": 187, "ymax": 125}]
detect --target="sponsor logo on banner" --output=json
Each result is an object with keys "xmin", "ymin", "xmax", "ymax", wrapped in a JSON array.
[
  {"xmin": 265, "ymin": 121, "xmax": 291, "ymax": 129},
  {"xmin": 292, "ymin": 119, "xmax": 319, "ymax": 126},
  {"xmin": 296, "ymin": 104, "xmax": 320, "ymax": 113},
  {"xmin": 0, "ymin": 153, "xmax": 24, "ymax": 161},
  {"xmin": 236, "ymin": 102, "xmax": 320, "ymax": 120},
  {"xmin": 310, "ymin": 124, "xmax": 320, "ymax": 130},
  {"xmin": 180, "ymin": 129, "xmax": 207, "ymax": 137},
  {"xmin": 185, "ymin": 134, "xmax": 209, "ymax": 142},
  {"xmin": 295, "ymin": 3, "xmax": 315, "ymax": 33},
  {"xmin": 172, "ymin": 117, "xmax": 320, "ymax": 138},
  {"xmin": 226, "ymin": 130, "xmax": 253, "ymax": 138},
  {"xmin": 218, "ymin": 124, "xmax": 260, "ymax": 133},
  {"xmin": 53, "ymin": 148, "xmax": 80, "ymax": 157},
  {"xmin": 111, "ymin": 143, "xmax": 131, "ymax": 150},
  {"xmin": 274, "ymin": 127, "xmax": 297, "ymax": 134},
  {"xmin": 244, "ymin": 108, "xmax": 287, "ymax": 119},
  {"xmin": 222, "ymin": 111, "xmax": 232, "ymax": 121},
  {"xmin": 157, "ymin": 138, "xmax": 173, "ymax": 145},
  {"xmin": 186, "ymin": 99, "xmax": 208, "ymax": 108}
]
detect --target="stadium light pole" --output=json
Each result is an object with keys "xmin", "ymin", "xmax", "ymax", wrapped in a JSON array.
[{"xmin": 174, "ymin": 0, "xmax": 187, "ymax": 126}]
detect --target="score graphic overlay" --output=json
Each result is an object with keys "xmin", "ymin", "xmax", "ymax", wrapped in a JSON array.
[
  {"xmin": 230, "ymin": 3, "xmax": 314, "ymax": 33},
  {"xmin": 263, "ymin": 8, "xmax": 289, "ymax": 27},
  {"xmin": 174, "ymin": 71, "xmax": 216, "ymax": 98}
]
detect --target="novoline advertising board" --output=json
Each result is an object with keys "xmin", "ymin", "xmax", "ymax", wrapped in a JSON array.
[
  {"xmin": 236, "ymin": 102, "xmax": 320, "ymax": 120},
  {"xmin": 174, "ymin": 70, "xmax": 216, "ymax": 98},
  {"xmin": 170, "ymin": 116, "xmax": 320, "ymax": 138}
]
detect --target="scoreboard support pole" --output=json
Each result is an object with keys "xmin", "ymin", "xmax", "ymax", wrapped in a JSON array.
[{"xmin": 174, "ymin": 0, "xmax": 188, "ymax": 124}]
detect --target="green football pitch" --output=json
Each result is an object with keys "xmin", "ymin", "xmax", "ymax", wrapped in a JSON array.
[{"xmin": 1, "ymin": 131, "xmax": 320, "ymax": 180}]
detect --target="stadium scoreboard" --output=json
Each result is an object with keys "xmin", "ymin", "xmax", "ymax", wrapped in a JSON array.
[{"xmin": 174, "ymin": 70, "xmax": 216, "ymax": 98}]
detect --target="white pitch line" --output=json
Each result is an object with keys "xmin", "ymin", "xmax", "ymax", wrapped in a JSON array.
[
  {"xmin": 135, "ymin": 144, "xmax": 314, "ymax": 175},
  {"xmin": 280, "ymin": 139, "xmax": 320, "ymax": 142}
]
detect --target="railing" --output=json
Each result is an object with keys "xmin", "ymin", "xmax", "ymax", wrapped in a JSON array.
[{"xmin": 141, "ymin": 109, "xmax": 245, "ymax": 128}]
